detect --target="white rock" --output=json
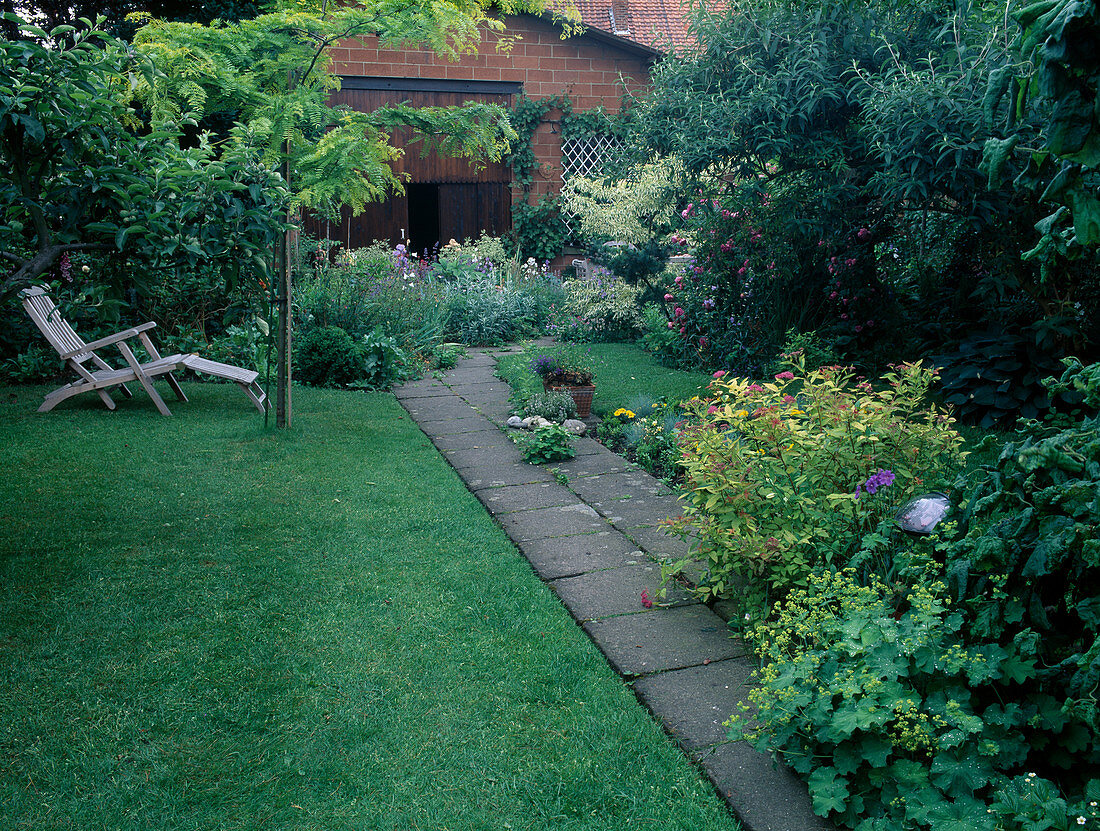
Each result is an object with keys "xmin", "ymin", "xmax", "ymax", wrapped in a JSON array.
[
  {"xmin": 563, "ymin": 419, "xmax": 587, "ymax": 436},
  {"xmin": 528, "ymin": 416, "xmax": 554, "ymax": 429},
  {"xmin": 506, "ymin": 415, "xmax": 527, "ymax": 429}
]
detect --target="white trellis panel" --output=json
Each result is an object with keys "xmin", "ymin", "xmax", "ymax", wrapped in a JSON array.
[{"xmin": 561, "ymin": 134, "xmax": 624, "ymax": 181}]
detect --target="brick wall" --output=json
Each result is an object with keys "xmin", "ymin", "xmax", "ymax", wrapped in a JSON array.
[{"xmin": 330, "ymin": 14, "xmax": 654, "ymax": 200}]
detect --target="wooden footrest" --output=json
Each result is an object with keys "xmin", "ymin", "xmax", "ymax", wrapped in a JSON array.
[{"xmin": 180, "ymin": 355, "xmax": 260, "ymax": 385}]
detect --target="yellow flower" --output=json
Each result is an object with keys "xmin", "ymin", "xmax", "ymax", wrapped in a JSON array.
[
  {"xmin": 613, "ymin": 408, "xmax": 636, "ymax": 419},
  {"xmin": 789, "ymin": 408, "xmax": 805, "ymax": 416},
  {"xmin": 735, "ymin": 409, "xmax": 749, "ymax": 418}
]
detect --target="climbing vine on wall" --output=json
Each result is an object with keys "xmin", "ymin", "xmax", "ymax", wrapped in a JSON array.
[{"xmin": 505, "ymin": 93, "xmax": 636, "ymax": 258}]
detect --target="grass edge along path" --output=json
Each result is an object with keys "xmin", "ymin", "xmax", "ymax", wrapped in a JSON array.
[{"xmin": 0, "ymin": 383, "xmax": 740, "ymax": 831}]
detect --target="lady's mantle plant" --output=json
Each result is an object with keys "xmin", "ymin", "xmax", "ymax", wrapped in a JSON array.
[{"xmin": 669, "ymin": 357, "xmax": 965, "ymax": 605}]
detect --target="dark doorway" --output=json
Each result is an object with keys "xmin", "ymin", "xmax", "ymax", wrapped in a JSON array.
[{"xmin": 406, "ymin": 184, "xmax": 440, "ymax": 256}]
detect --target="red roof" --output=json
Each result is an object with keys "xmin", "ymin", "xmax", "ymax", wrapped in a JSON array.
[{"xmin": 552, "ymin": 0, "xmax": 705, "ymax": 53}]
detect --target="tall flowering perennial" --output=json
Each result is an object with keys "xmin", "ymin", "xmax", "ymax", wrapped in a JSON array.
[{"xmin": 666, "ymin": 356, "xmax": 966, "ymax": 606}]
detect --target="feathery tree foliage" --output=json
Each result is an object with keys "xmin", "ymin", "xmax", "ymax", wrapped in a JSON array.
[{"xmin": 131, "ymin": 0, "xmax": 579, "ymax": 219}]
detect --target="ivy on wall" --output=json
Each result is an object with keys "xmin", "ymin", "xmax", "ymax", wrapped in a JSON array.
[{"xmin": 505, "ymin": 93, "xmax": 636, "ymax": 258}]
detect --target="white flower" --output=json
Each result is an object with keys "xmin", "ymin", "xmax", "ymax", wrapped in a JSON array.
[{"xmin": 1076, "ymin": 818, "xmax": 1085, "ymax": 826}]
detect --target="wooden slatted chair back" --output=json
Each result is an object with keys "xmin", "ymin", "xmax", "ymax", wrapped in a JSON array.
[{"xmin": 20, "ymin": 286, "xmax": 92, "ymax": 363}]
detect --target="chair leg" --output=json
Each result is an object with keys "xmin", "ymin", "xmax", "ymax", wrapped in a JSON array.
[
  {"xmin": 239, "ymin": 381, "xmax": 268, "ymax": 413},
  {"xmin": 97, "ymin": 389, "xmax": 118, "ymax": 410},
  {"xmin": 165, "ymin": 372, "xmax": 188, "ymax": 403},
  {"xmin": 117, "ymin": 342, "xmax": 172, "ymax": 416}
]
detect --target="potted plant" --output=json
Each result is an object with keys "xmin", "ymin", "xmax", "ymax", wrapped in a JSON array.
[{"xmin": 531, "ymin": 346, "xmax": 597, "ymax": 417}]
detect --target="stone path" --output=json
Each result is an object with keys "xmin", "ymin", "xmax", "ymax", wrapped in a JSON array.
[{"xmin": 394, "ymin": 346, "xmax": 833, "ymax": 831}]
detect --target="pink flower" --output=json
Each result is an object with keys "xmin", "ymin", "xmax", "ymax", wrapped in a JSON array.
[
  {"xmin": 855, "ymin": 325, "xmax": 863, "ymax": 333},
  {"xmin": 707, "ymin": 405, "xmax": 719, "ymax": 415},
  {"xmin": 775, "ymin": 371, "xmax": 795, "ymax": 381},
  {"xmin": 840, "ymin": 313, "xmax": 849, "ymax": 320},
  {"xmin": 664, "ymin": 293, "xmax": 674, "ymax": 301},
  {"xmin": 641, "ymin": 590, "xmax": 653, "ymax": 609},
  {"xmin": 667, "ymin": 321, "xmax": 675, "ymax": 329},
  {"xmin": 675, "ymin": 307, "xmax": 684, "ymax": 317},
  {"xmin": 712, "ymin": 370, "xmax": 726, "ymax": 379}
]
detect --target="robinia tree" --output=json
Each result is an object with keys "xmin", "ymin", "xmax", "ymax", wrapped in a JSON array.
[{"xmin": 130, "ymin": 0, "xmax": 577, "ymax": 221}]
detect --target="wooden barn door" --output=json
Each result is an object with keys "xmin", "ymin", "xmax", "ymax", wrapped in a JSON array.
[{"xmin": 306, "ymin": 78, "xmax": 518, "ymax": 253}]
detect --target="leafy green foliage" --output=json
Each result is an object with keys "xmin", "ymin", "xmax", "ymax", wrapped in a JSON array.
[
  {"xmin": 935, "ymin": 329, "xmax": 1079, "ymax": 427},
  {"xmin": 519, "ymin": 424, "xmax": 575, "ymax": 464},
  {"xmin": 670, "ymin": 358, "xmax": 966, "ymax": 605},
  {"xmin": 983, "ymin": 0, "xmax": 1100, "ymax": 253},
  {"xmin": 0, "ymin": 14, "xmax": 291, "ymax": 296},
  {"xmin": 735, "ymin": 360, "xmax": 1100, "ymax": 830},
  {"xmin": 510, "ymin": 196, "xmax": 569, "ymax": 264},
  {"xmin": 293, "ymin": 325, "xmax": 365, "ymax": 388},
  {"xmin": 352, "ymin": 328, "xmax": 408, "ymax": 390},
  {"xmin": 731, "ymin": 569, "xmax": 1049, "ymax": 831},
  {"xmin": 552, "ymin": 270, "xmax": 643, "ymax": 343}
]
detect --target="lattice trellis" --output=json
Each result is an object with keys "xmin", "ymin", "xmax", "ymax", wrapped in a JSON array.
[
  {"xmin": 561, "ymin": 134, "xmax": 624, "ymax": 181},
  {"xmin": 560, "ymin": 134, "xmax": 624, "ymax": 240}
]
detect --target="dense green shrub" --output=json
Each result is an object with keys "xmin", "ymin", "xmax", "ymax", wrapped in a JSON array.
[
  {"xmin": 294, "ymin": 326, "xmax": 365, "ymax": 388},
  {"xmin": 669, "ymin": 358, "xmax": 966, "ymax": 605},
  {"xmin": 935, "ymin": 327, "xmax": 1081, "ymax": 427}
]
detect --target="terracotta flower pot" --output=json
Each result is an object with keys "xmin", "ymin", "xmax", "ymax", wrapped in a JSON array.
[{"xmin": 545, "ymin": 382, "xmax": 596, "ymax": 418}]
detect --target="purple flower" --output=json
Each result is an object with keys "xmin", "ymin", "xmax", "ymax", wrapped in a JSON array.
[{"xmin": 856, "ymin": 469, "xmax": 896, "ymax": 498}]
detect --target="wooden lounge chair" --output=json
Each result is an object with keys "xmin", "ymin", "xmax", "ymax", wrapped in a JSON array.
[{"xmin": 20, "ymin": 286, "xmax": 268, "ymax": 416}]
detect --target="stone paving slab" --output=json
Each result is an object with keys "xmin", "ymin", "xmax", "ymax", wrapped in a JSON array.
[
  {"xmin": 462, "ymin": 463, "xmax": 557, "ymax": 491},
  {"xmin": 475, "ymin": 481, "xmax": 578, "ymax": 514},
  {"xmin": 415, "ymin": 415, "xmax": 499, "ymax": 437},
  {"xmin": 552, "ymin": 449, "xmax": 634, "ymax": 478},
  {"xmin": 567, "ymin": 469, "xmax": 676, "ymax": 500},
  {"xmin": 400, "ymin": 396, "xmax": 482, "ymax": 420},
  {"xmin": 393, "ymin": 381, "xmax": 451, "ymax": 398},
  {"xmin": 586, "ymin": 493, "xmax": 685, "ymax": 531},
  {"xmin": 436, "ymin": 368, "xmax": 500, "ymax": 385},
  {"xmin": 444, "ymin": 444, "xmax": 526, "ymax": 470},
  {"xmin": 446, "ymin": 380, "xmax": 511, "ymax": 393},
  {"xmin": 456, "ymin": 393, "xmax": 512, "ymax": 411},
  {"xmin": 495, "ymin": 503, "xmax": 610, "ymax": 542},
  {"xmin": 632, "ymin": 660, "xmax": 755, "ymax": 751},
  {"xmin": 583, "ymin": 604, "xmax": 745, "ymax": 676},
  {"xmin": 520, "ymin": 531, "xmax": 644, "ymax": 580},
  {"xmin": 623, "ymin": 525, "xmax": 693, "ymax": 560},
  {"xmin": 469, "ymin": 402, "xmax": 512, "ymax": 422},
  {"xmin": 694, "ymin": 742, "xmax": 835, "ymax": 831},
  {"xmin": 429, "ymin": 430, "xmax": 510, "ymax": 452},
  {"xmin": 549, "ymin": 563, "xmax": 696, "ymax": 621}
]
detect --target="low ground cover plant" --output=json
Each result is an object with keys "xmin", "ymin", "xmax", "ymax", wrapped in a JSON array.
[{"xmin": 519, "ymin": 424, "xmax": 576, "ymax": 464}]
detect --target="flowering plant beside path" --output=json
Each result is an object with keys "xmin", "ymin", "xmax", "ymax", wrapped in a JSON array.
[{"xmin": 667, "ymin": 355, "xmax": 966, "ymax": 608}]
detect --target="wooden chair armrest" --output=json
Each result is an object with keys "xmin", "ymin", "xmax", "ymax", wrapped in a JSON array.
[{"xmin": 59, "ymin": 321, "xmax": 158, "ymax": 360}]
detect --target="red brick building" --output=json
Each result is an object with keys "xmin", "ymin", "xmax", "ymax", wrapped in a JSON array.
[{"xmin": 317, "ymin": 7, "xmax": 684, "ymax": 252}]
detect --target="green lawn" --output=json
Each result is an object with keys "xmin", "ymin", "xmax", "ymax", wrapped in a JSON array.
[
  {"xmin": 0, "ymin": 383, "xmax": 740, "ymax": 831},
  {"xmin": 496, "ymin": 342, "xmax": 714, "ymax": 417}
]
